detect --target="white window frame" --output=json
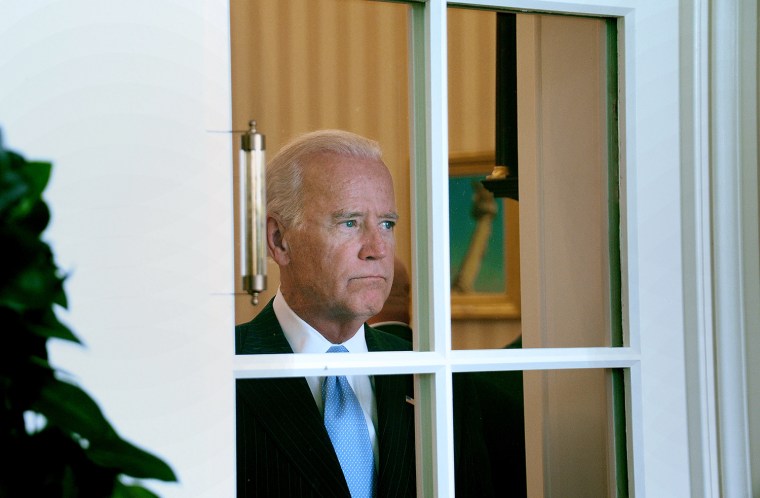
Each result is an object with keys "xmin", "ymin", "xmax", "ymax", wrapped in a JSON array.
[
  {"xmin": 701, "ymin": 0, "xmax": 759, "ymax": 496},
  {"xmin": 406, "ymin": 2, "xmax": 666, "ymax": 495},
  {"xmin": 232, "ymin": 0, "xmax": 756, "ymax": 496}
]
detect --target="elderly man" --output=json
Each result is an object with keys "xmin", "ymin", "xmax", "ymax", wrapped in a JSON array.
[
  {"xmin": 235, "ymin": 130, "xmax": 496, "ymax": 498},
  {"xmin": 235, "ymin": 130, "xmax": 415, "ymax": 497}
]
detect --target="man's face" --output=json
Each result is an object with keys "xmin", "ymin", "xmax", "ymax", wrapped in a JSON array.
[{"xmin": 278, "ymin": 152, "xmax": 398, "ymax": 326}]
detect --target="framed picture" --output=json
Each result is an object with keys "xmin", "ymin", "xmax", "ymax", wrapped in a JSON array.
[{"xmin": 449, "ymin": 152, "xmax": 520, "ymax": 319}]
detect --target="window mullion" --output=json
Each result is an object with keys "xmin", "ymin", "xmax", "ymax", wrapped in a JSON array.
[
  {"xmin": 450, "ymin": 347, "xmax": 640, "ymax": 372},
  {"xmin": 410, "ymin": 0, "xmax": 455, "ymax": 496}
]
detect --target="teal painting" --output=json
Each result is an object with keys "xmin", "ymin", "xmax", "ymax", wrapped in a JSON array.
[{"xmin": 449, "ymin": 174, "xmax": 506, "ymax": 293}]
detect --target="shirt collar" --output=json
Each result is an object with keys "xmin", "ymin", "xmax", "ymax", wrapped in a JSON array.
[{"xmin": 273, "ymin": 288, "xmax": 368, "ymax": 354}]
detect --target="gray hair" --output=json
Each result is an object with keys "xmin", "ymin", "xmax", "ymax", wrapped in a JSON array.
[{"xmin": 266, "ymin": 129, "xmax": 383, "ymax": 228}]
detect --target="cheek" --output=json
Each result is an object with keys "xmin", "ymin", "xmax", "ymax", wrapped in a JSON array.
[
  {"xmin": 294, "ymin": 244, "xmax": 342, "ymax": 280},
  {"xmin": 288, "ymin": 233, "xmax": 330, "ymax": 263},
  {"xmin": 289, "ymin": 232, "xmax": 361, "ymax": 278}
]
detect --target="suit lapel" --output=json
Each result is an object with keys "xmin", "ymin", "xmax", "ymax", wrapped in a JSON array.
[
  {"xmin": 237, "ymin": 378, "xmax": 349, "ymax": 496},
  {"xmin": 366, "ymin": 326, "xmax": 417, "ymax": 496},
  {"xmin": 235, "ymin": 300, "xmax": 293, "ymax": 355}
]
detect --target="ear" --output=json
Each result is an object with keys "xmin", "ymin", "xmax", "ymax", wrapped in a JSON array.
[{"xmin": 267, "ymin": 215, "xmax": 290, "ymax": 266}]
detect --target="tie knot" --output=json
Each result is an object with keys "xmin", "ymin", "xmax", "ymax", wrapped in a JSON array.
[{"xmin": 327, "ymin": 345, "xmax": 349, "ymax": 354}]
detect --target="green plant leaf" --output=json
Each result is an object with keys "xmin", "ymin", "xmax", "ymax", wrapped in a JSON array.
[
  {"xmin": 0, "ymin": 148, "xmax": 51, "ymax": 221},
  {"xmin": 88, "ymin": 438, "xmax": 177, "ymax": 482},
  {"xmin": 27, "ymin": 309, "xmax": 81, "ymax": 344},
  {"xmin": 112, "ymin": 480, "xmax": 161, "ymax": 498},
  {"xmin": 0, "ymin": 229, "xmax": 64, "ymax": 311},
  {"xmin": 32, "ymin": 379, "xmax": 177, "ymax": 482},
  {"xmin": 15, "ymin": 196, "xmax": 51, "ymax": 235},
  {"xmin": 29, "ymin": 321, "xmax": 80, "ymax": 343},
  {"xmin": 8, "ymin": 158, "xmax": 51, "ymax": 222},
  {"xmin": 0, "ymin": 152, "xmax": 29, "ymax": 215},
  {"xmin": 0, "ymin": 174, "xmax": 27, "ymax": 215},
  {"xmin": 20, "ymin": 160, "xmax": 52, "ymax": 201},
  {"xmin": 32, "ymin": 378, "xmax": 117, "ymax": 442},
  {"xmin": 8, "ymin": 427, "xmax": 120, "ymax": 496},
  {"xmin": 0, "ymin": 262, "xmax": 66, "ymax": 311}
]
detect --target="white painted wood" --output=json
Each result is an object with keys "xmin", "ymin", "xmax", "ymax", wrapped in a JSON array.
[
  {"xmin": 625, "ymin": 1, "xmax": 691, "ymax": 493},
  {"xmin": 421, "ymin": 3, "xmax": 456, "ymax": 495},
  {"xmin": 409, "ymin": 2, "xmax": 456, "ymax": 495},
  {"xmin": 710, "ymin": 0, "xmax": 759, "ymax": 495},
  {"xmin": 232, "ymin": 347, "xmax": 639, "ymax": 378},
  {"xmin": 452, "ymin": 0, "xmax": 632, "ymax": 17},
  {"xmin": 679, "ymin": 0, "xmax": 721, "ymax": 496},
  {"xmin": 736, "ymin": 0, "xmax": 760, "ymax": 491}
]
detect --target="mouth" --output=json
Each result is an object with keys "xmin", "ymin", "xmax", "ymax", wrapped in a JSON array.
[{"xmin": 350, "ymin": 275, "xmax": 387, "ymax": 283}]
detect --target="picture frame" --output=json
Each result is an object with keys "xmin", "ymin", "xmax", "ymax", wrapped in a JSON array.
[{"xmin": 449, "ymin": 151, "xmax": 521, "ymax": 320}]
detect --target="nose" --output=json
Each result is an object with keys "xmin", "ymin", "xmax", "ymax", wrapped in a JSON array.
[{"xmin": 358, "ymin": 225, "xmax": 390, "ymax": 261}]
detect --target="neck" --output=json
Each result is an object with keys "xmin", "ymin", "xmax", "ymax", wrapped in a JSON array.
[
  {"xmin": 309, "ymin": 320, "xmax": 364, "ymax": 344},
  {"xmin": 286, "ymin": 300, "xmax": 366, "ymax": 344}
]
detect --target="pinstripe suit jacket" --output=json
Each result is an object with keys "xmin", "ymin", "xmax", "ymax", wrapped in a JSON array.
[{"xmin": 235, "ymin": 300, "xmax": 416, "ymax": 497}]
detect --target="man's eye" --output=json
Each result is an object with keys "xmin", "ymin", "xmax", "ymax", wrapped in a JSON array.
[
  {"xmin": 380, "ymin": 220, "xmax": 396, "ymax": 230},
  {"xmin": 343, "ymin": 220, "xmax": 357, "ymax": 228}
]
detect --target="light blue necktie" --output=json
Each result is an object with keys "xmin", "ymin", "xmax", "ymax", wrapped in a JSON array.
[{"xmin": 322, "ymin": 345, "xmax": 376, "ymax": 498}]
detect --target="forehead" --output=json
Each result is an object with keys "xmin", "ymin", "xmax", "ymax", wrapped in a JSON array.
[{"xmin": 302, "ymin": 152, "xmax": 396, "ymax": 207}]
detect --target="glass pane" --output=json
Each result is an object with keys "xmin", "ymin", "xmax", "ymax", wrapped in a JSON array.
[
  {"xmin": 448, "ymin": 8, "xmax": 621, "ymax": 349},
  {"xmin": 231, "ymin": 0, "xmax": 413, "ymax": 329},
  {"xmin": 454, "ymin": 368, "xmax": 627, "ymax": 497},
  {"xmin": 236, "ymin": 373, "xmax": 416, "ymax": 495}
]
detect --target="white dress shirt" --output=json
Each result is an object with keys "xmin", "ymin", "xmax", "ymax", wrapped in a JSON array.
[{"xmin": 273, "ymin": 289, "xmax": 379, "ymax": 468}]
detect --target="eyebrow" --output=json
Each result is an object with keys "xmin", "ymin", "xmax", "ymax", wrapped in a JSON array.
[{"xmin": 332, "ymin": 210, "xmax": 399, "ymax": 221}]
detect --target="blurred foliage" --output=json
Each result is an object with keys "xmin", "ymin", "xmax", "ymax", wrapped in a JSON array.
[{"xmin": 0, "ymin": 132, "xmax": 176, "ymax": 496}]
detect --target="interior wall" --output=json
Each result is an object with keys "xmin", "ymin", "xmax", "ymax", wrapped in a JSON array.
[
  {"xmin": 230, "ymin": 2, "xmax": 522, "ymax": 350},
  {"xmin": 1, "ymin": 1, "xmax": 236, "ymax": 496},
  {"xmin": 230, "ymin": 0, "xmax": 411, "ymax": 324},
  {"xmin": 447, "ymin": 7, "xmax": 496, "ymax": 154}
]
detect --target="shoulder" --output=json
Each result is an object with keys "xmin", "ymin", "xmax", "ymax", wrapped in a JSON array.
[
  {"xmin": 365, "ymin": 323, "xmax": 413, "ymax": 352},
  {"xmin": 369, "ymin": 321, "xmax": 413, "ymax": 343},
  {"xmin": 235, "ymin": 299, "xmax": 292, "ymax": 354}
]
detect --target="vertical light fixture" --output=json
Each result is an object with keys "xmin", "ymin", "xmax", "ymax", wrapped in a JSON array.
[{"xmin": 239, "ymin": 120, "xmax": 266, "ymax": 305}]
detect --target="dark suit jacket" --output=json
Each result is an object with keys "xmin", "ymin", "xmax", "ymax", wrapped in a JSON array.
[
  {"xmin": 469, "ymin": 337, "xmax": 526, "ymax": 496},
  {"xmin": 235, "ymin": 300, "xmax": 416, "ymax": 497},
  {"xmin": 367, "ymin": 321, "xmax": 412, "ymax": 342}
]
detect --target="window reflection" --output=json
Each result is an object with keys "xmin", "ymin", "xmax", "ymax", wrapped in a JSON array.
[
  {"xmin": 454, "ymin": 368, "xmax": 626, "ymax": 497},
  {"xmin": 448, "ymin": 8, "xmax": 620, "ymax": 349},
  {"xmin": 231, "ymin": 0, "xmax": 412, "ymax": 327}
]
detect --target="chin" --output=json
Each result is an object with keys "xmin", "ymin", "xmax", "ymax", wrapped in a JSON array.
[
  {"xmin": 344, "ymin": 286, "xmax": 390, "ymax": 316},
  {"xmin": 364, "ymin": 304, "xmax": 382, "ymax": 318},
  {"xmin": 352, "ymin": 297, "xmax": 386, "ymax": 319}
]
